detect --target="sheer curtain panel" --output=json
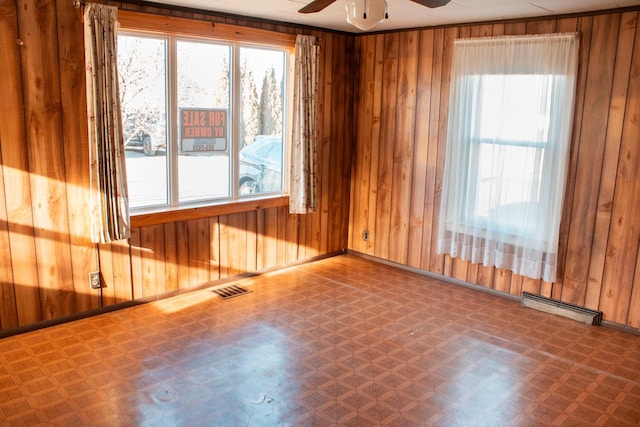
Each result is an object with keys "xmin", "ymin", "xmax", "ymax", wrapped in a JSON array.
[
  {"xmin": 289, "ymin": 34, "xmax": 319, "ymax": 214},
  {"xmin": 437, "ymin": 33, "xmax": 580, "ymax": 282},
  {"xmin": 84, "ymin": 3, "xmax": 130, "ymax": 243}
]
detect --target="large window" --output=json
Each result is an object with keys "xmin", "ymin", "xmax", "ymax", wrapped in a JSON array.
[
  {"xmin": 466, "ymin": 73, "xmax": 554, "ymax": 235},
  {"xmin": 117, "ymin": 31, "xmax": 289, "ymax": 211},
  {"xmin": 437, "ymin": 34, "xmax": 580, "ymax": 282}
]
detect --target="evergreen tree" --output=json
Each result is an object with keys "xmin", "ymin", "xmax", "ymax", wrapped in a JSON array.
[
  {"xmin": 240, "ymin": 60, "xmax": 260, "ymax": 149},
  {"xmin": 259, "ymin": 67, "xmax": 282, "ymax": 136},
  {"xmin": 212, "ymin": 57, "xmax": 230, "ymax": 109}
]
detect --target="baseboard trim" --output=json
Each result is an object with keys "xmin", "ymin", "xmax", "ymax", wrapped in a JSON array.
[
  {"xmin": 346, "ymin": 250, "xmax": 521, "ymax": 303},
  {"xmin": 346, "ymin": 250, "xmax": 639, "ymax": 335}
]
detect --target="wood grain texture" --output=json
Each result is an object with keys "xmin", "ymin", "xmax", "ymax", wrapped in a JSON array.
[
  {"xmin": 389, "ymin": 31, "xmax": 418, "ymax": 265},
  {"xmin": 19, "ymin": 0, "xmax": 75, "ymax": 320},
  {"xmin": 0, "ymin": 0, "xmax": 41, "ymax": 326},
  {"xmin": 0, "ymin": 0, "xmax": 352, "ymax": 332},
  {"xmin": 3, "ymin": 0, "xmax": 640, "ymax": 332},
  {"xmin": 585, "ymin": 12, "xmax": 638, "ymax": 311},
  {"xmin": 598, "ymin": 17, "xmax": 640, "ymax": 325},
  {"xmin": 0, "ymin": 159, "xmax": 18, "ymax": 330},
  {"xmin": 562, "ymin": 14, "xmax": 619, "ymax": 306},
  {"xmin": 406, "ymin": 30, "xmax": 433, "ymax": 269},
  {"xmin": 349, "ymin": 9, "xmax": 640, "ymax": 327},
  {"xmin": 374, "ymin": 32, "xmax": 399, "ymax": 261}
]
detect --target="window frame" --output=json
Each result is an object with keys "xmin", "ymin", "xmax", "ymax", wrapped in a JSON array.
[
  {"xmin": 117, "ymin": 11, "xmax": 296, "ymax": 225},
  {"xmin": 451, "ymin": 72, "xmax": 565, "ymax": 240}
]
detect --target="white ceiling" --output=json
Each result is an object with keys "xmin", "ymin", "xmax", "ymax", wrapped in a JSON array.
[{"xmin": 145, "ymin": 0, "xmax": 640, "ymax": 32}]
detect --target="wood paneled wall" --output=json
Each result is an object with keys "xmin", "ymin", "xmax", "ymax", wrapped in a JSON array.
[
  {"xmin": 0, "ymin": 0, "xmax": 353, "ymax": 332},
  {"xmin": 2, "ymin": 0, "xmax": 639, "ymax": 333},
  {"xmin": 349, "ymin": 10, "xmax": 640, "ymax": 328}
]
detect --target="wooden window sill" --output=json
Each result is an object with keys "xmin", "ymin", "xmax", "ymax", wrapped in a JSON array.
[{"xmin": 130, "ymin": 195, "xmax": 289, "ymax": 228}]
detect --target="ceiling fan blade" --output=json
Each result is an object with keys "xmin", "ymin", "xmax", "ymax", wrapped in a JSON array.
[
  {"xmin": 409, "ymin": 0, "xmax": 451, "ymax": 8},
  {"xmin": 299, "ymin": 0, "xmax": 337, "ymax": 14}
]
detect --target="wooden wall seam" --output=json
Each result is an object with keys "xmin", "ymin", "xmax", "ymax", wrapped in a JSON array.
[{"xmin": 349, "ymin": 9, "xmax": 640, "ymax": 328}]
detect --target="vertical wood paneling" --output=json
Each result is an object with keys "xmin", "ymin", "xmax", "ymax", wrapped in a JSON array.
[
  {"xmin": 434, "ymin": 27, "xmax": 458, "ymax": 277},
  {"xmin": 176, "ymin": 220, "xmax": 190, "ymax": 289},
  {"xmin": 140, "ymin": 225, "xmax": 166, "ymax": 297},
  {"xmin": 1, "ymin": 0, "xmax": 42, "ymax": 326},
  {"xmin": 599, "ymin": 18, "xmax": 640, "ymax": 325},
  {"xmin": 389, "ymin": 31, "xmax": 418, "ymax": 265},
  {"xmin": 19, "ymin": 0, "xmax": 75, "ymax": 320},
  {"xmin": 246, "ymin": 210, "xmax": 257, "ymax": 271},
  {"xmin": 366, "ymin": 34, "xmax": 385, "ymax": 256},
  {"xmin": 277, "ymin": 206, "xmax": 287, "ymax": 266},
  {"xmin": 164, "ymin": 223, "xmax": 179, "ymax": 292},
  {"xmin": 97, "ymin": 243, "xmax": 115, "ymax": 305},
  {"xmin": 563, "ymin": 13, "xmax": 620, "ymax": 305},
  {"xmin": 286, "ymin": 213, "xmax": 299, "ymax": 264},
  {"xmin": 421, "ymin": 28, "xmax": 442, "ymax": 273},
  {"xmin": 340, "ymin": 35, "xmax": 355, "ymax": 253},
  {"xmin": 374, "ymin": 33, "xmax": 399, "ymax": 261},
  {"xmin": 557, "ymin": 15, "xmax": 593, "ymax": 294},
  {"xmin": 218, "ymin": 215, "xmax": 229, "ymax": 279},
  {"xmin": 226, "ymin": 212, "xmax": 248, "ymax": 276},
  {"xmin": 0, "ymin": 159, "xmax": 18, "ymax": 330},
  {"xmin": 328, "ymin": 35, "xmax": 346, "ymax": 252},
  {"xmin": 56, "ymin": 0, "xmax": 99, "ymax": 313},
  {"xmin": 209, "ymin": 217, "xmax": 220, "ymax": 281},
  {"xmin": 551, "ymin": 16, "xmax": 580, "ymax": 301},
  {"xmin": 187, "ymin": 219, "xmax": 210, "ymax": 286},
  {"xmin": 256, "ymin": 209, "xmax": 265, "ymax": 271},
  {"xmin": 263, "ymin": 207, "xmax": 278, "ymax": 268},
  {"xmin": 111, "ymin": 239, "xmax": 133, "ymax": 302},
  {"xmin": 130, "ymin": 228, "xmax": 143, "ymax": 299},
  {"xmin": 407, "ymin": 29, "xmax": 434, "ymax": 269},
  {"xmin": 628, "ymin": 246, "xmax": 640, "ymax": 328},
  {"xmin": 585, "ymin": 11, "xmax": 638, "ymax": 310},
  {"xmin": 319, "ymin": 33, "xmax": 333, "ymax": 255},
  {"xmin": 349, "ymin": 9, "xmax": 640, "ymax": 328}
]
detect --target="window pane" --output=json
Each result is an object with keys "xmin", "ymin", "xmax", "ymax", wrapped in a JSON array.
[
  {"xmin": 239, "ymin": 47, "xmax": 285, "ymax": 196},
  {"xmin": 477, "ymin": 75, "xmax": 552, "ymax": 144},
  {"xmin": 177, "ymin": 41, "xmax": 231, "ymax": 202},
  {"xmin": 473, "ymin": 142, "xmax": 544, "ymax": 232},
  {"xmin": 118, "ymin": 35, "xmax": 168, "ymax": 209}
]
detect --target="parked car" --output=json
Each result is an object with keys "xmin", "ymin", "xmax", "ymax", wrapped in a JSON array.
[
  {"xmin": 124, "ymin": 128, "xmax": 166, "ymax": 156},
  {"xmin": 239, "ymin": 135, "xmax": 282, "ymax": 195}
]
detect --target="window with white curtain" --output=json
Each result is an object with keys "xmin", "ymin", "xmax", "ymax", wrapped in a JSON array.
[{"xmin": 437, "ymin": 33, "xmax": 580, "ymax": 282}]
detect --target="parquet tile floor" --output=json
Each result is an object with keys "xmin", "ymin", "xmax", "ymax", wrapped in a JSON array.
[{"xmin": 1, "ymin": 255, "xmax": 640, "ymax": 426}]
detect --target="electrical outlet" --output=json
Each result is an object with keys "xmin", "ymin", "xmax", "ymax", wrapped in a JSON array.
[
  {"xmin": 363, "ymin": 229, "xmax": 369, "ymax": 241},
  {"xmin": 89, "ymin": 271, "xmax": 101, "ymax": 289}
]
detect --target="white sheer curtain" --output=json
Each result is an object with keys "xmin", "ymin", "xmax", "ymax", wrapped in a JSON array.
[
  {"xmin": 289, "ymin": 34, "xmax": 319, "ymax": 214},
  {"xmin": 84, "ymin": 3, "xmax": 130, "ymax": 243},
  {"xmin": 437, "ymin": 33, "xmax": 580, "ymax": 282}
]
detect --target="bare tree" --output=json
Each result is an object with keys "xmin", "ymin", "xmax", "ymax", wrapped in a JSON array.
[{"xmin": 117, "ymin": 36, "xmax": 166, "ymax": 143}]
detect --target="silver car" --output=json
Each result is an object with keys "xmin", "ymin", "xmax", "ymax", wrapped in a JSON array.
[{"xmin": 239, "ymin": 135, "xmax": 283, "ymax": 195}]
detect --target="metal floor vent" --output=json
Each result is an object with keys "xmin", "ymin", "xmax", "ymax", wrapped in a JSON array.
[
  {"xmin": 212, "ymin": 284, "xmax": 251, "ymax": 299},
  {"xmin": 522, "ymin": 291, "xmax": 603, "ymax": 326}
]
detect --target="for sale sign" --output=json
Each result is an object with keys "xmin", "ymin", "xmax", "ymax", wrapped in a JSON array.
[{"xmin": 180, "ymin": 108, "xmax": 227, "ymax": 153}]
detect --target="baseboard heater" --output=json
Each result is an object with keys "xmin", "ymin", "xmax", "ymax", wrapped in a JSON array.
[{"xmin": 521, "ymin": 292, "xmax": 603, "ymax": 326}]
